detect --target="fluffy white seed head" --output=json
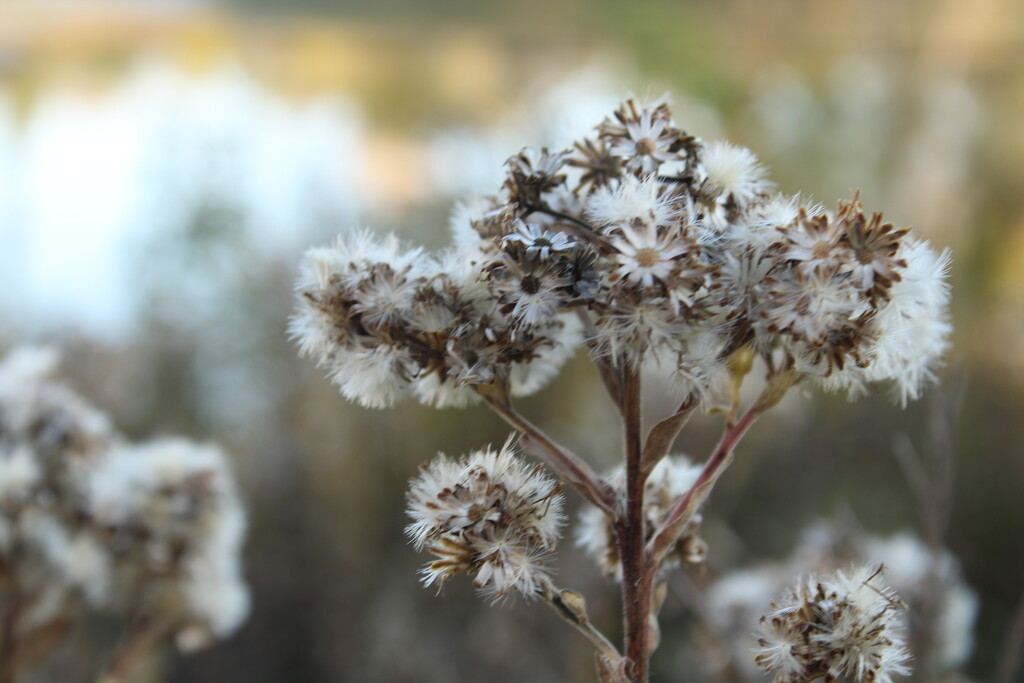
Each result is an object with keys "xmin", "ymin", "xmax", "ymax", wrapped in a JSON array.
[
  {"xmin": 87, "ymin": 438, "xmax": 249, "ymax": 643},
  {"xmin": 586, "ymin": 174, "xmax": 678, "ymax": 229},
  {"xmin": 0, "ymin": 445, "xmax": 42, "ymax": 505},
  {"xmin": 406, "ymin": 439, "xmax": 564, "ymax": 601},
  {"xmin": 755, "ymin": 565, "xmax": 912, "ymax": 683},
  {"xmin": 702, "ymin": 141, "xmax": 773, "ymax": 207},
  {"xmin": 707, "ymin": 521, "xmax": 977, "ymax": 680},
  {"xmin": 291, "ymin": 99, "xmax": 954, "ymax": 417}
]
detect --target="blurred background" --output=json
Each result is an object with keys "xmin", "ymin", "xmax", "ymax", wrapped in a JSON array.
[{"xmin": 1, "ymin": 0, "xmax": 1022, "ymax": 680}]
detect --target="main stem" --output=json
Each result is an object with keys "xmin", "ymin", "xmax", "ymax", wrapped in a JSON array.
[
  {"xmin": 616, "ymin": 368, "xmax": 655, "ymax": 682},
  {"xmin": 0, "ymin": 585, "xmax": 21, "ymax": 683}
]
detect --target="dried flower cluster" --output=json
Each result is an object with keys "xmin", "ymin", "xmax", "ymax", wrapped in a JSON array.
[
  {"xmin": 292, "ymin": 96, "xmax": 953, "ymax": 682},
  {"xmin": 576, "ymin": 456, "xmax": 705, "ymax": 580},
  {"xmin": 706, "ymin": 523, "xmax": 976, "ymax": 681},
  {"xmin": 755, "ymin": 565, "xmax": 912, "ymax": 683},
  {"xmin": 0, "ymin": 347, "xmax": 248, "ymax": 675},
  {"xmin": 292, "ymin": 98, "xmax": 950, "ymax": 410},
  {"xmin": 405, "ymin": 439, "xmax": 564, "ymax": 601}
]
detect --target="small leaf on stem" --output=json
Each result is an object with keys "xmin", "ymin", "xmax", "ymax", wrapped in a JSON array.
[{"xmin": 640, "ymin": 397, "xmax": 697, "ymax": 479}]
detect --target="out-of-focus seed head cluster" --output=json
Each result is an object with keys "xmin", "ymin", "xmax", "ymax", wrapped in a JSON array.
[
  {"xmin": 575, "ymin": 456, "xmax": 706, "ymax": 581},
  {"xmin": 0, "ymin": 347, "xmax": 249, "ymax": 653},
  {"xmin": 405, "ymin": 439, "xmax": 565, "ymax": 601},
  {"xmin": 754, "ymin": 565, "xmax": 912, "ymax": 683},
  {"xmin": 292, "ymin": 97, "xmax": 951, "ymax": 410},
  {"xmin": 706, "ymin": 523, "xmax": 976, "ymax": 681}
]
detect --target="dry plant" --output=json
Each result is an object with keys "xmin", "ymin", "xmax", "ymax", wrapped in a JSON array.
[
  {"xmin": 0, "ymin": 348, "xmax": 249, "ymax": 682},
  {"xmin": 290, "ymin": 97, "xmax": 952, "ymax": 682}
]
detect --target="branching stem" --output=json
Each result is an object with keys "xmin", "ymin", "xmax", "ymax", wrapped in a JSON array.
[
  {"xmin": 615, "ymin": 368, "xmax": 655, "ymax": 682},
  {"xmin": 480, "ymin": 393, "xmax": 616, "ymax": 513},
  {"xmin": 538, "ymin": 576, "xmax": 621, "ymax": 663},
  {"xmin": 648, "ymin": 404, "xmax": 761, "ymax": 562}
]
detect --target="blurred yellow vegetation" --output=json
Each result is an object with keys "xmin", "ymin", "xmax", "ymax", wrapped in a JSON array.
[{"xmin": 1, "ymin": 5, "xmax": 524, "ymax": 128}]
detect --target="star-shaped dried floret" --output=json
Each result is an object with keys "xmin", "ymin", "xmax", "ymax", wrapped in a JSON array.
[
  {"xmin": 504, "ymin": 148, "xmax": 570, "ymax": 209},
  {"xmin": 502, "ymin": 220, "xmax": 576, "ymax": 260},
  {"xmin": 600, "ymin": 100, "xmax": 684, "ymax": 176},
  {"xmin": 568, "ymin": 137, "xmax": 623, "ymax": 192},
  {"xmin": 839, "ymin": 200, "xmax": 908, "ymax": 296}
]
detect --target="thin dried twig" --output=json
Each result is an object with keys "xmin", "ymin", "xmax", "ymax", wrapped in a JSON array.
[{"xmin": 480, "ymin": 393, "xmax": 616, "ymax": 513}]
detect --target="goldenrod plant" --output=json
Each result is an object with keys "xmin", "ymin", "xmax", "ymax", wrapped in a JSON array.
[{"xmin": 291, "ymin": 98, "xmax": 952, "ymax": 682}]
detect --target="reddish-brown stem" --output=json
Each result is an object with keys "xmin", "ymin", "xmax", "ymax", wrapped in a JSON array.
[
  {"xmin": 648, "ymin": 404, "xmax": 762, "ymax": 562},
  {"xmin": 0, "ymin": 572, "xmax": 22, "ymax": 683},
  {"xmin": 100, "ymin": 620, "xmax": 170, "ymax": 683},
  {"xmin": 615, "ymin": 368, "xmax": 655, "ymax": 682},
  {"xmin": 480, "ymin": 393, "xmax": 616, "ymax": 513}
]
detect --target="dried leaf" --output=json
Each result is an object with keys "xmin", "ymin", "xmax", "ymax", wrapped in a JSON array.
[
  {"xmin": 752, "ymin": 368, "xmax": 798, "ymax": 413},
  {"xmin": 641, "ymin": 399, "xmax": 697, "ymax": 478}
]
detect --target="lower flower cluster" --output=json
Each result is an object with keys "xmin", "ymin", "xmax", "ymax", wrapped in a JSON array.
[
  {"xmin": 755, "ymin": 566, "xmax": 912, "ymax": 683},
  {"xmin": 0, "ymin": 347, "xmax": 249, "ymax": 658},
  {"xmin": 405, "ymin": 439, "xmax": 565, "ymax": 601}
]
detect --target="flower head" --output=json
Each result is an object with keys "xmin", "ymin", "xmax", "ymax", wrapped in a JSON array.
[
  {"xmin": 502, "ymin": 220, "xmax": 576, "ymax": 260},
  {"xmin": 600, "ymin": 99, "xmax": 688, "ymax": 176},
  {"xmin": 755, "ymin": 565, "xmax": 912, "ymax": 683},
  {"xmin": 701, "ymin": 141, "xmax": 772, "ymax": 207},
  {"xmin": 609, "ymin": 222, "xmax": 692, "ymax": 288},
  {"xmin": 405, "ymin": 439, "xmax": 564, "ymax": 601}
]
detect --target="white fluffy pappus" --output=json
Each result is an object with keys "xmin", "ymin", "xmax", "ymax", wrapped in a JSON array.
[
  {"xmin": 405, "ymin": 439, "xmax": 565, "ymax": 600},
  {"xmin": 86, "ymin": 438, "xmax": 249, "ymax": 639},
  {"xmin": 585, "ymin": 174, "xmax": 680, "ymax": 230},
  {"xmin": 288, "ymin": 230, "xmax": 431, "ymax": 356},
  {"xmin": 0, "ymin": 445, "xmax": 42, "ymax": 504},
  {"xmin": 756, "ymin": 565, "xmax": 912, "ymax": 683},
  {"xmin": 702, "ymin": 141, "xmax": 773, "ymax": 207},
  {"xmin": 509, "ymin": 315, "xmax": 583, "ymax": 397},
  {"xmin": 817, "ymin": 238, "xmax": 952, "ymax": 404},
  {"xmin": 326, "ymin": 345, "xmax": 413, "ymax": 410}
]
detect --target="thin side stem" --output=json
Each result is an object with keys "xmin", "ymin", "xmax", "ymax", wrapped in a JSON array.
[
  {"xmin": 648, "ymin": 404, "xmax": 761, "ymax": 562},
  {"xmin": 480, "ymin": 394, "xmax": 616, "ymax": 513},
  {"xmin": 98, "ymin": 620, "xmax": 170, "ymax": 683},
  {"xmin": 523, "ymin": 204, "xmax": 598, "ymax": 237},
  {"xmin": 537, "ymin": 577, "xmax": 621, "ymax": 663},
  {"xmin": 615, "ymin": 368, "xmax": 655, "ymax": 682}
]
